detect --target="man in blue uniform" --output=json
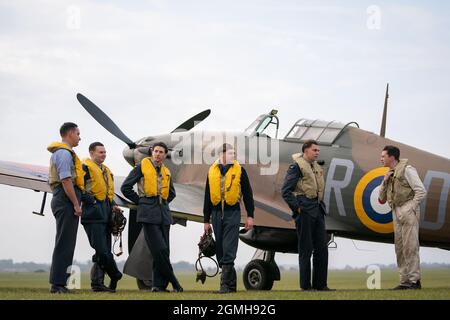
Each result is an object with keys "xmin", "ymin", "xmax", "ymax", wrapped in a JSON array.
[
  {"xmin": 121, "ymin": 142, "xmax": 183, "ymax": 292},
  {"xmin": 81, "ymin": 142, "xmax": 122, "ymax": 292},
  {"xmin": 47, "ymin": 122, "xmax": 83, "ymax": 294},
  {"xmin": 281, "ymin": 140, "xmax": 333, "ymax": 291},
  {"xmin": 203, "ymin": 143, "xmax": 255, "ymax": 293}
]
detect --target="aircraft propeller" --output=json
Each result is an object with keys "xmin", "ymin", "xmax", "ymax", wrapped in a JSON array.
[
  {"xmin": 171, "ymin": 109, "xmax": 211, "ymax": 133},
  {"xmin": 76, "ymin": 93, "xmax": 211, "ymax": 150},
  {"xmin": 76, "ymin": 93, "xmax": 137, "ymax": 149}
]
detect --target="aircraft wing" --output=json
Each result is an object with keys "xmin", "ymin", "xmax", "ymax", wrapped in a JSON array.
[
  {"xmin": 0, "ymin": 161, "xmax": 51, "ymax": 193},
  {"xmin": 114, "ymin": 179, "xmax": 206, "ymax": 223},
  {"xmin": 0, "ymin": 161, "xmax": 204, "ymax": 223},
  {"xmin": 0, "ymin": 161, "xmax": 349, "ymax": 233},
  {"xmin": 0, "ymin": 161, "xmax": 143, "ymax": 209},
  {"xmin": 170, "ymin": 183, "xmax": 206, "ymax": 223},
  {"xmin": 0, "ymin": 161, "xmax": 140, "ymax": 207},
  {"xmin": 116, "ymin": 179, "xmax": 303, "ymax": 229},
  {"xmin": 251, "ymin": 196, "xmax": 356, "ymax": 232}
]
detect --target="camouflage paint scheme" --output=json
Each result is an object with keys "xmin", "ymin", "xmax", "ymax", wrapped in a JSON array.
[
  {"xmin": 118, "ymin": 118, "xmax": 450, "ymax": 253},
  {"xmin": 1, "ymin": 115, "xmax": 449, "ymax": 256}
]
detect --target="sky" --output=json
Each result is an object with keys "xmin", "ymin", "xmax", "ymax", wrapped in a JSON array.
[{"xmin": 0, "ymin": 0, "xmax": 449, "ymax": 270}]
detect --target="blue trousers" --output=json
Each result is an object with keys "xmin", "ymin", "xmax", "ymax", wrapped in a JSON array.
[
  {"xmin": 49, "ymin": 187, "xmax": 80, "ymax": 286},
  {"xmin": 211, "ymin": 208, "xmax": 240, "ymax": 267},
  {"xmin": 295, "ymin": 212, "xmax": 328, "ymax": 290},
  {"xmin": 142, "ymin": 223, "xmax": 180, "ymax": 289},
  {"xmin": 82, "ymin": 223, "xmax": 114, "ymax": 268}
]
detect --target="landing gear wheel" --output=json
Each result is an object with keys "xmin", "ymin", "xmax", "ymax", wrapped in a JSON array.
[{"xmin": 243, "ymin": 260, "xmax": 274, "ymax": 290}]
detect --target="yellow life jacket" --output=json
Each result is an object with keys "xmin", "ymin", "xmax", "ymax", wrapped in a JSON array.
[
  {"xmin": 140, "ymin": 157, "xmax": 171, "ymax": 200},
  {"xmin": 47, "ymin": 142, "xmax": 85, "ymax": 191},
  {"xmin": 83, "ymin": 158, "xmax": 114, "ymax": 202},
  {"xmin": 208, "ymin": 159, "xmax": 242, "ymax": 206},
  {"xmin": 292, "ymin": 153, "xmax": 325, "ymax": 201}
]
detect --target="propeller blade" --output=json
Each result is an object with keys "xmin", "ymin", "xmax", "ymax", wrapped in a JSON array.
[
  {"xmin": 171, "ymin": 109, "xmax": 211, "ymax": 133},
  {"xmin": 76, "ymin": 93, "xmax": 136, "ymax": 148}
]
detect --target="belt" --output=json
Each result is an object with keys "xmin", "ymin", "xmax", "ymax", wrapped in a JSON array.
[{"xmin": 140, "ymin": 196, "xmax": 168, "ymax": 204}]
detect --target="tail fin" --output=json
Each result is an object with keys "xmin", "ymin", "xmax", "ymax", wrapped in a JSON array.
[{"xmin": 380, "ymin": 83, "xmax": 389, "ymax": 138}]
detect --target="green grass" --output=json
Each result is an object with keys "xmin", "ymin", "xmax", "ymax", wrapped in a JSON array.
[{"xmin": 0, "ymin": 269, "xmax": 449, "ymax": 300}]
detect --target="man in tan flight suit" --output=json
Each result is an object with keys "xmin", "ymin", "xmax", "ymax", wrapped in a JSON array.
[{"xmin": 378, "ymin": 145, "xmax": 427, "ymax": 290}]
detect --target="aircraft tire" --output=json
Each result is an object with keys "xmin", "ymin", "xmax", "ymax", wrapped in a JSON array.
[{"xmin": 243, "ymin": 260, "xmax": 274, "ymax": 291}]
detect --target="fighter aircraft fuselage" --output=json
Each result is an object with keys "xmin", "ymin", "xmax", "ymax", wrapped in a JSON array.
[{"xmin": 122, "ymin": 126, "xmax": 450, "ymax": 254}]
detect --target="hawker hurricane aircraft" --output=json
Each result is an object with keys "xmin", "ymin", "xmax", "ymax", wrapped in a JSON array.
[{"xmin": 1, "ymin": 84, "xmax": 449, "ymax": 290}]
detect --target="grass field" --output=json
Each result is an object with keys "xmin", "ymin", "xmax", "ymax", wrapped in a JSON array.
[{"xmin": 0, "ymin": 269, "xmax": 449, "ymax": 300}]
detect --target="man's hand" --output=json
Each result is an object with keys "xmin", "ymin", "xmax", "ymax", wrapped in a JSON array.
[
  {"xmin": 74, "ymin": 204, "xmax": 82, "ymax": 217},
  {"xmin": 204, "ymin": 223, "xmax": 212, "ymax": 234},
  {"xmin": 384, "ymin": 170, "xmax": 393, "ymax": 182},
  {"xmin": 61, "ymin": 178, "xmax": 82, "ymax": 217},
  {"xmin": 112, "ymin": 205, "xmax": 122, "ymax": 213},
  {"xmin": 245, "ymin": 217, "xmax": 254, "ymax": 230}
]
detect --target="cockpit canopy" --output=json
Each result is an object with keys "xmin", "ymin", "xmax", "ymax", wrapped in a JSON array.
[
  {"xmin": 284, "ymin": 119, "xmax": 359, "ymax": 145},
  {"xmin": 245, "ymin": 111, "xmax": 359, "ymax": 145},
  {"xmin": 245, "ymin": 110, "xmax": 280, "ymax": 139}
]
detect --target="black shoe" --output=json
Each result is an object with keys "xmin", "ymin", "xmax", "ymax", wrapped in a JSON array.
[
  {"xmin": 104, "ymin": 261, "xmax": 122, "ymax": 291},
  {"xmin": 92, "ymin": 284, "xmax": 116, "ymax": 293},
  {"xmin": 173, "ymin": 286, "xmax": 184, "ymax": 293},
  {"xmin": 109, "ymin": 273, "xmax": 122, "ymax": 291},
  {"xmin": 217, "ymin": 287, "xmax": 235, "ymax": 294},
  {"xmin": 315, "ymin": 286, "xmax": 336, "ymax": 291},
  {"xmin": 50, "ymin": 285, "xmax": 70, "ymax": 294},
  {"xmin": 171, "ymin": 278, "xmax": 183, "ymax": 293},
  {"xmin": 409, "ymin": 280, "xmax": 422, "ymax": 290},
  {"xmin": 392, "ymin": 283, "xmax": 412, "ymax": 290},
  {"xmin": 151, "ymin": 287, "xmax": 170, "ymax": 293},
  {"xmin": 218, "ymin": 265, "xmax": 235, "ymax": 294},
  {"xmin": 301, "ymin": 288, "xmax": 315, "ymax": 292}
]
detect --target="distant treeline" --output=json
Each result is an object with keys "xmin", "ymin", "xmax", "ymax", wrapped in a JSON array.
[
  {"xmin": 1, "ymin": 259, "xmax": 449, "ymax": 273},
  {"xmin": 0, "ymin": 259, "xmax": 196, "ymax": 273}
]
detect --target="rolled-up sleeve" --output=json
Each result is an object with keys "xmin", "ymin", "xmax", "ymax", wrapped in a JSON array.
[
  {"xmin": 53, "ymin": 149, "xmax": 73, "ymax": 180},
  {"xmin": 404, "ymin": 166, "xmax": 427, "ymax": 206}
]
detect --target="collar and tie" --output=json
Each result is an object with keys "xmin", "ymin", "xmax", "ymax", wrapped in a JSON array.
[{"xmin": 219, "ymin": 164, "xmax": 232, "ymax": 176}]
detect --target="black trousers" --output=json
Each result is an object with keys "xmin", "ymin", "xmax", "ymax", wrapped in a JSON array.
[
  {"xmin": 83, "ymin": 223, "xmax": 115, "ymax": 267},
  {"xmin": 49, "ymin": 190, "xmax": 79, "ymax": 286},
  {"xmin": 296, "ymin": 213, "xmax": 328, "ymax": 290},
  {"xmin": 142, "ymin": 223, "xmax": 180, "ymax": 289}
]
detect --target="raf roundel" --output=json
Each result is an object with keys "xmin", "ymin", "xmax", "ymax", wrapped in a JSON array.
[{"xmin": 354, "ymin": 167, "xmax": 394, "ymax": 234}]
